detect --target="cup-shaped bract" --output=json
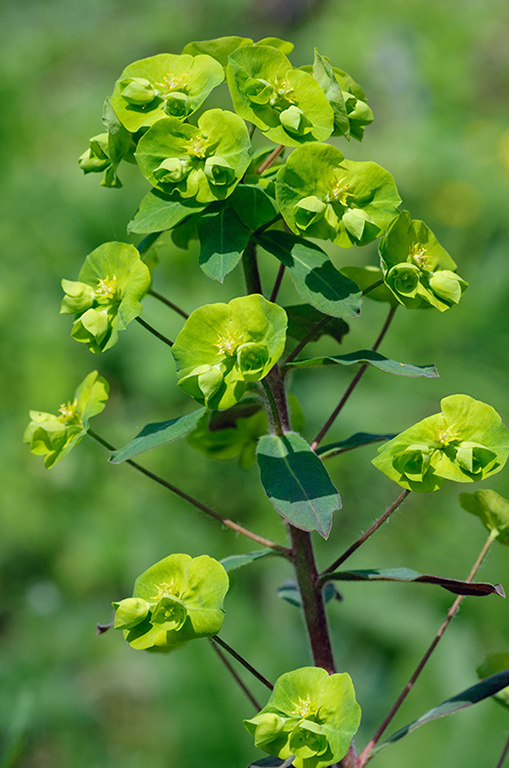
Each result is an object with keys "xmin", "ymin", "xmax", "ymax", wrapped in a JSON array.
[
  {"xmin": 276, "ymin": 143, "xmax": 401, "ymax": 247},
  {"xmin": 182, "ymin": 36, "xmax": 294, "ymax": 69},
  {"xmin": 379, "ymin": 211, "xmax": 468, "ymax": 311},
  {"xmin": 114, "ymin": 554, "xmax": 229, "ymax": 652},
  {"xmin": 477, "ymin": 653, "xmax": 509, "ymax": 708},
  {"xmin": 78, "ymin": 104, "xmax": 136, "ymax": 189},
  {"xmin": 372, "ymin": 395, "xmax": 509, "ymax": 492},
  {"xmin": 459, "ymin": 489, "xmax": 509, "ymax": 544},
  {"xmin": 227, "ymin": 45, "xmax": 334, "ymax": 147},
  {"xmin": 135, "ymin": 109, "xmax": 251, "ymax": 203},
  {"xmin": 61, "ymin": 242, "xmax": 151, "ymax": 353},
  {"xmin": 172, "ymin": 295, "xmax": 287, "ymax": 410},
  {"xmin": 24, "ymin": 371, "xmax": 108, "ymax": 468},
  {"xmin": 110, "ymin": 53, "xmax": 224, "ymax": 132},
  {"xmin": 244, "ymin": 666, "xmax": 361, "ymax": 768}
]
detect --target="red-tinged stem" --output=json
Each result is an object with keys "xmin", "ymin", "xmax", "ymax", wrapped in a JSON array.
[
  {"xmin": 255, "ymin": 144, "xmax": 285, "ymax": 175},
  {"xmin": 87, "ymin": 430, "xmax": 290, "ymax": 556},
  {"xmin": 319, "ymin": 490, "xmax": 410, "ymax": 581},
  {"xmin": 270, "ymin": 263, "xmax": 286, "ymax": 303},
  {"xmin": 211, "ymin": 636, "xmax": 274, "ymax": 691},
  {"xmin": 310, "ymin": 305, "xmax": 397, "ymax": 450},
  {"xmin": 359, "ymin": 531, "xmax": 497, "ymax": 765},
  {"xmin": 283, "ymin": 316, "xmax": 331, "ymax": 367},
  {"xmin": 495, "ymin": 731, "xmax": 509, "ymax": 768},
  {"xmin": 209, "ymin": 638, "xmax": 262, "ymax": 710}
]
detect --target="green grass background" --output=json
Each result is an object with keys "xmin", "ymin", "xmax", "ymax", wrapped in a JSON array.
[{"xmin": 1, "ymin": 0, "xmax": 509, "ymax": 766}]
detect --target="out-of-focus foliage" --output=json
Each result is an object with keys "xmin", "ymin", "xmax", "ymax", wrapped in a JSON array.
[{"xmin": 2, "ymin": 1, "xmax": 509, "ymax": 767}]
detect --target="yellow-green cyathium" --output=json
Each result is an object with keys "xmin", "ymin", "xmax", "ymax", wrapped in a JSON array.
[
  {"xmin": 275, "ymin": 143, "xmax": 401, "ymax": 248},
  {"xmin": 372, "ymin": 395, "xmax": 509, "ymax": 492},
  {"xmin": 244, "ymin": 666, "xmax": 361, "ymax": 768},
  {"xmin": 379, "ymin": 211, "xmax": 468, "ymax": 311},
  {"xmin": 61, "ymin": 242, "xmax": 151, "ymax": 353},
  {"xmin": 24, "ymin": 371, "xmax": 108, "ymax": 468},
  {"xmin": 113, "ymin": 554, "xmax": 229, "ymax": 652},
  {"xmin": 172, "ymin": 294, "xmax": 288, "ymax": 410}
]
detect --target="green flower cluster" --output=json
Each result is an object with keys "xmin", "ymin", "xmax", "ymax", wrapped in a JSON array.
[
  {"xmin": 379, "ymin": 211, "xmax": 468, "ymax": 311},
  {"xmin": 24, "ymin": 372, "xmax": 108, "ymax": 468},
  {"xmin": 373, "ymin": 395, "xmax": 509, "ymax": 492},
  {"xmin": 244, "ymin": 667, "xmax": 361, "ymax": 768},
  {"xmin": 276, "ymin": 143, "xmax": 401, "ymax": 248},
  {"xmin": 113, "ymin": 554, "xmax": 229, "ymax": 652},
  {"xmin": 172, "ymin": 294, "xmax": 288, "ymax": 410},
  {"xmin": 61, "ymin": 242, "xmax": 151, "ymax": 352},
  {"xmin": 135, "ymin": 109, "xmax": 251, "ymax": 202}
]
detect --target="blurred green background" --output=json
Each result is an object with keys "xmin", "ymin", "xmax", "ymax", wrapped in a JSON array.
[{"xmin": 2, "ymin": 0, "xmax": 509, "ymax": 766}]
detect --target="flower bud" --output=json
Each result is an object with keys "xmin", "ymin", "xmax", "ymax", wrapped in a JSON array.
[
  {"xmin": 120, "ymin": 77, "xmax": 156, "ymax": 105},
  {"xmin": 163, "ymin": 91, "xmax": 191, "ymax": 118},
  {"xmin": 294, "ymin": 196, "xmax": 327, "ymax": 229},
  {"xmin": 154, "ymin": 158, "xmax": 189, "ymax": 183},
  {"xmin": 151, "ymin": 596, "xmax": 187, "ymax": 632},
  {"xmin": 279, "ymin": 105, "xmax": 312, "ymax": 135},
  {"xmin": 386, "ymin": 263, "xmax": 420, "ymax": 298},
  {"xmin": 429, "ymin": 270, "xmax": 466, "ymax": 305},
  {"xmin": 204, "ymin": 156, "xmax": 235, "ymax": 186},
  {"xmin": 113, "ymin": 597, "xmax": 150, "ymax": 630},
  {"xmin": 244, "ymin": 77, "xmax": 273, "ymax": 105},
  {"xmin": 237, "ymin": 343, "xmax": 270, "ymax": 381},
  {"xmin": 393, "ymin": 443, "xmax": 431, "ymax": 482}
]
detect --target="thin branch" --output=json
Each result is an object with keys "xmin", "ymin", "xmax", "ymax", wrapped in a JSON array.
[
  {"xmin": 135, "ymin": 316, "xmax": 174, "ymax": 347},
  {"xmin": 361, "ymin": 278, "xmax": 384, "ymax": 296},
  {"xmin": 310, "ymin": 305, "xmax": 398, "ymax": 450},
  {"xmin": 495, "ymin": 731, "xmax": 509, "ymax": 768},
  {"xmin": 283, "ymin": 316, "xmax": 331, "ymax": 367},
  {"xmin": 209, "ymin": 638, "xmax": 262, "ymax": 710},
  {"xmin": 148, "ymin": 288, "xmax": 188, "ymax": 319},
  {"xmin": 270, "ymin": 263, "xmax": 286, "ymax": 303},
  {"xmin": 255, "ymin": 144, "xmax": 285, "ymax": 175},
  {"xmin": 319, "ymin": 490, "xmax": 410, "ymax": 580},
  {"xmin": 87, "ymin": 430, "xmax": 290, "ymax": 555},
  {"xmin": 211, "ymin": 636, "xmax": 274, "ymax": 691},
  {"xmin": 359, "ymin": 531, "xmax": 497, "ymax": 766}
]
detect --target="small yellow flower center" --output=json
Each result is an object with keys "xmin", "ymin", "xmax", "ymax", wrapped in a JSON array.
[
  {"xmin": 291, "ymin": 695, "xmax": 316, "ymax": 718},
  {"xmin": 436, "ymin": 425, "xmax": 458, "ymax": 447},
  {"xmin": 95, "ymin": 275, "xmax": 118, "ymax": 300},
  {"xmin": 216, "ymin": 329, "xmax": 242, "ymax": 355},
  {"xmin": 158, "ymin": 73, "xmax": 187, "ymax": 94},
  {"xmin": 186, "ymin": 135, "xmax": 208, "ymax": 159},
  {"xmin": 409, "ymin": 244, "xmax": 429, "ymax": 269},
  {"xmin": 327, "ymin": 177, "xmax": 350, "ymax": 205},
  {"xmin": 151, "ymin": 579, "xmax": 179, "ymax": 600},
  {"xmin": 58, "ymin": 399, "xmax": 78, "ymax": 422},
  {"xmin": 269, "ymin": 78, "xmax": 295, "ymax": 107}
]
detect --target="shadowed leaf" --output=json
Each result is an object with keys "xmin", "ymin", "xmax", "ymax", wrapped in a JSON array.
[
  {"xmin": 110, "ymin": 408, "xmax": 206, "ymax": 463},
  {"xmin": 286, "ymin": 349, "xmax": 438, "ymax": 378}
]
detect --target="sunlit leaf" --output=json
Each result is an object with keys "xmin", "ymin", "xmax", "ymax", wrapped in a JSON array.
[
  {"xmin": 285, "ymin": 349, "xmax": 438, "ymax": 378},
  {"xmin": 109, "ymin": 408, "xmax": 206, "ymax": 464}
]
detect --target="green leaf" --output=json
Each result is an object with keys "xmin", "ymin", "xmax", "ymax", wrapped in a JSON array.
[
  {"xmin": 109, "ymin": 408, "xmax": 206, "ymax": 464},
  {"xmin": 247, "ymin": 758, "xmax": 295, "ymax": 768},
  {"xmin": 220, "ymin": 549, "xmax": 277, "ymax": 571},
  {"xmin": 229, "ymin": 184, "xmax": 278, "ymax": 231},
  {"xmin": 312, "ymin": 50, "xmax": 350, "ymax": 138},
  {"xmin": 459, "ymin": 489, "xmax": 509, "ymax": 544},
  {"xmin": 257, "ymin": 231, "xmax": 361, "ymax": 319},
  {"xmin": 373, "ymin": 670, "xmax": 509, "ymax": 755},
  {"xmin": 197, "ymin": 207, "xmax": 251, "ymax": 282},
  {"xmin": 182, "ymin": 36, "xmax": 253, "ymax": 68},
  {"xmin": 277, "ymin": 579, "xmax": 340, "ymax": 607},
  {"xmin": 326, "ymin": 568, "xmax": 504, "ymax": 597},
  {"xmin": 477, "ymin": 653, "xmax": 509, "ymax": 708},
  {"xmin": 128, "ymin": 189, "xmax": 207, "ymax": 234},
  {"xmin": 285, "ymin": 349, "xmax": 438, "ymax": 378},
  {"xmin": 256, "ymin": 432, "xmax": 341, "ymax": 539},
  {"xmin": 285, "ymin": 304, "xmax": 349, "ymax": 345},
  {"xmin": 316, "ymin": 432, "xmax": 397, "ymax": 456}
]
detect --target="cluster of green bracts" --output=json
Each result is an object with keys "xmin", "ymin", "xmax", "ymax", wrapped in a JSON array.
[{"xmin": 24, "ymin": 34, "xmax": 509, "ymax": 767}]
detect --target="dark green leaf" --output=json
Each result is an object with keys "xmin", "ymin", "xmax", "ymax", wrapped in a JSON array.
[
  {"xmin": 373, "ymin": 670, "xmax": 509, "ymax": 755},
  {"xmin": 220, "ymin": 549, "xmax": 277, "ymax": 571},
  {"xmin": 197, "ymin": 207, "xmax": 251, "ymax": 282},
  {"xmin": 256, "ymin": 432, "xmax": 341, "ymax": 539},
  {"xmin": 277, "ymin": 578, "xmax": 340, "ymax": 607},
  {"xmin": 230, "ymin": 184, "xmax": 278, "ymax": 231},
  {"xmin": 128, "ymin": 189, "xmax": 206, "ymax": 234},
  {"xmin": 284, "ymin": 304, "xmax": 349, "ymax": 344},
  {"xmin": 110, "ymin": 408, "xmax": 206, "ymax": 463},
  {"xmin": 247, "ymin": 757, "xmax": 295, "ymax": 768},
  {"xmin": 326, "ymin": 568, "xmax": 504, "ymax": 597},
  {"xmin": 286, "ymin": 349, "xmax": 438, "ymax": 378},
  {"xmin": 316, "ymin": 432, "xmax": 397, "ymax": 456},
  {"xmin": 256, "ymin": 231, "xmax": 362, "ymax": 319},
  {"xmin": 313, "ymin": 49, "xmax": 350, "ymax": 138}
]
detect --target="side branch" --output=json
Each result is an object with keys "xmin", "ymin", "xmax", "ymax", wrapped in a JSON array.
[
  {"xmin": 88, "ymin": 430, "xmax": 289, "ymax": 555},
  {"xmin": 135, "ymin": 316, "xmax": 174, "ymax": 347},
  {"xmin": 319, "ymin": 490, "xmax": 410, "ymax": 580},
  {"xmin": 211, "ymin": 635, "xmax": 274, "ymax": 691},
  {"xmin": 148, "ymin": 288, "xmax": 189, "ymax": 318},
  {"xmin": 209, "ymin": 638, "xmax": 262, "ymax": 710},
  {"xmin": 358, "ymin": 531, "xmax": 497, "ymax": 765}
]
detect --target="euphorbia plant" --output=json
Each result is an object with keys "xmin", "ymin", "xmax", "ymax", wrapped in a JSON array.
[{"xmin": 25, "ymin": 35, "xmax": 509, "ymax": 768}]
